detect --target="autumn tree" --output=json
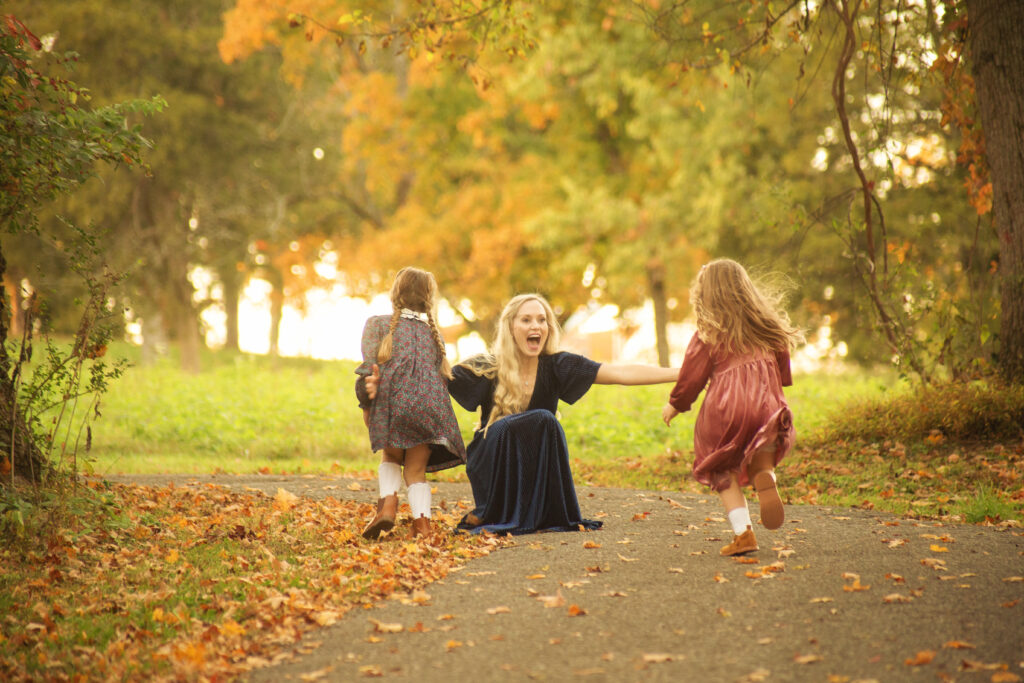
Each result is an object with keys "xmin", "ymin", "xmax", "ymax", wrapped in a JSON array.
[
  {"xmin": 1, "ymin": 15, "xmax": 161, "ymax": 481},
  {"xmin": 966, "ymin": 0, "xmax": 1024, "ymax": 384}
]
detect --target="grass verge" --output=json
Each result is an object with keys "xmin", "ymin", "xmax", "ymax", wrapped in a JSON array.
[{"xmin": 0, "ymin": 479, "xmax": 506, "ymax": 682}]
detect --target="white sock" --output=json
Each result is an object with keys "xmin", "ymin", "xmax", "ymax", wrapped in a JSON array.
[
  {"xmin": 407, "ymin": 482, "xmax": 432, "ymax": 519},
  {"xmin": 378, "ymin": 462, "xmax": 402, "ymax": 497},
  {"xmin": 727, "ymin": 506, "xmax": 752, "ymax": 535}
]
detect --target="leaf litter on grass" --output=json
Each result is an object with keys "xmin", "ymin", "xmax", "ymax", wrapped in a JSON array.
[{"xmin": 0, "ymin": 479, "xmax": 508, "ymax": 682}]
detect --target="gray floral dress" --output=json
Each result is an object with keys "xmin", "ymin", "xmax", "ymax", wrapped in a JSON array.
[{"xmin": 355, "ymin": 313, "xmax": 466, "ymax": 472}]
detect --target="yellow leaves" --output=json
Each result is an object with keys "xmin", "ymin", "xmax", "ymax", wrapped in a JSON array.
[
  {"xmin": 165, "ymin": 549, "xmax": 180, "ymax": 564},
  {"xmin": 882, "ymin": 593, "xmax": 914, "ymax": 604},
  {"xmin": 943, "ymin": 640, "xmax": 976, "ymax": 649},
  {"xmin": 930, "ymin": 544, "xmax": 950, "ymax": 553},
  {"xmin": 444, "ymin": 639, "xmax": 463, "ymax": 652},
  {"xmin": 567, "ymin": 604, "xmax": 587, "ymax": 617},
  {"xmin": 486, "ymin": 606, "xmax": 510, "ymax": 615},
  {"xmin": 369, "ymin": 619, "xmax": 402, "ymax": 633},
  {"xmin": 219, "ymin": 619, "xmax": 246, "ymax": 637},
  {"xmin": 841, "ymin": 572, "xmax": 870, "ymax": 592},
  {"xmin": 273, "ymin": 488, "xmax": 298, "ymax": 511},
  {"xmin": 582, "ymin": 541, "xmax": 601, "ymax": 549},
  {"xmin": 536, "ymin": 590, "xmax": 566, "ymax": 609},
  {"xmin": 793, "ymin": 653, "xmax": 823, "ymax": 664}
]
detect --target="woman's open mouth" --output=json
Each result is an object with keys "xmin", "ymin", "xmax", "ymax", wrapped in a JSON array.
[{"xmin": 525, "ymin": 332, "xmax": 543, "ymax": 352}]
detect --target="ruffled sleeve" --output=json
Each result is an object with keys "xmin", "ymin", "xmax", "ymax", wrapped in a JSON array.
[
  {"xmin": 448, "ymin": 361, "xmax": 494, "ymax": 412},
  {"xmin": 354, "ymin": 317, "xmax": 386, "ymax": 409},
  {"xmin": 551, "ymin": 352, "xmax": 601, "ymax": 405},
  {"xmin": 775, "ymin": 348, "xmax": 793, "ymax": 387},
  {"xmin": 668, "ymin": 333, "xmax": 713, "ymax": 412}
]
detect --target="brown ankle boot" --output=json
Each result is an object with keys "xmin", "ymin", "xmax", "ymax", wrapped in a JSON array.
[
  {"xmin": 720, "ymin": 526, "xmax": 758, "ymax": 556},
  {"xmin": 753, "ymin": 471, "xmax": 785, "ymax": 530},
  {"xmin": 411, "ymin": 516, "xmax": 431, "ymax": 538},
  {"xmin": 362, "ymin": 494, "xmax": 398, "ymax": 539}
]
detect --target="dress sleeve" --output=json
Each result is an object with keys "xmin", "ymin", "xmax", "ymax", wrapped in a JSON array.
[
  {"xmin": 775, "ymin": 348, "xmax": 793, "ymax": 387},
  {"xmin": 668, "ymin": 333, "xmax": 713, "ymax": 412},
  {"xmin": 448, "ymin": 362, "xmax": 493, "ymax": 412},
  {"xmin": 354, "ymin": 317, "xmax": 385, "ymax": 409},
  {"xmin": 551, "ymin": 352, "xmax": 601, "ymax": 405}
]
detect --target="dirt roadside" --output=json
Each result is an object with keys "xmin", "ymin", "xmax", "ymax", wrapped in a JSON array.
[{"xmin": 103, "ymin": 474, "xmax": 1024, "ymax": 682}]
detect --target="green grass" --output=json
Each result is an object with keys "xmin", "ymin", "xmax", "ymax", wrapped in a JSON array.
[{"xmin": 41, "ymin": 342, "xmax": 1022, "ymax": 522}]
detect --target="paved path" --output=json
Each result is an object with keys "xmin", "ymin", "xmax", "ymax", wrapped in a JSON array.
[{"xmin": 107, "ymin": 475, "xmax": 1024, "ymax": 682}]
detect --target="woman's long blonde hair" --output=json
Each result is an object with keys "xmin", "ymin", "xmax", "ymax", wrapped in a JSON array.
[
  {"xmin": 461, "ymin": 294, "xmax": 561, "ymax": 431},
  {"xmin": 691, "ymin": 259, "xmax": 804, "ymax": 354},
  {"xmin": 377, "ymin": 267, "xmax": 452, "ymax": 379}
]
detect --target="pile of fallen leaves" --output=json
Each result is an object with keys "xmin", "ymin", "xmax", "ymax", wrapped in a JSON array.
[{"xmin": 0, "ymin": 481, "xmax": 507, "ymax": 681}]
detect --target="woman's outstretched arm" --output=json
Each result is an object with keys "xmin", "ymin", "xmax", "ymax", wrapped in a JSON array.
[{"xmin": 594, "ymin": 363, "xmax": 679, "ymax": 386}]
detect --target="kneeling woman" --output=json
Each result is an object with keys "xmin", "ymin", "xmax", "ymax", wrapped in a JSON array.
[{"xmin": 449, "ymin": 294, "xmax": 678, "ymax": 535}]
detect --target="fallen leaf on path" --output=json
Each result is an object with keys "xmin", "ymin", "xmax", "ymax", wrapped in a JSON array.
[
  {"xmin": 887, "ymin": 539, "xmax": 908, "ymax": 548},
  {"xmin": 882, "ymin": 593, "xmax": 914, "ymax": 604},
  {"xmin": 717, "ymin": 607, "xmax": 731, "ymax": 617},
  {"xmin": 810, "ymin": 597, "xmax": 834, "ymax": 603},
  {"xmin": 1001, "ymin": 599, "xmax": 1020, "ymax": 608},
  {"xmin": 713, "ymin": 573, "xmax": 729, "ymax": 583},
  {"xmin": 632, "ymin": 512, "xmax": 650, "ymax": 521},
  {"xmin": 437, "ymin": 614, "xmax": 455, "ymax": 621},
  {"xmin": 299, "ymin": 667, "xmax": 332, "ymax": 681},
  {"xmin": 905, "ymin": 650, "xmax": 936, "ymax": 666},
  {"xmin": 737, "ymin": 668, "xmax": 771, "ymax": 682},
  {"xmin": 346, "ymin": 482, "xmax": 362, "ymax": 491},
  {"xmin": 526, "ymin": 573, "xmax": 546, "ymax": 579},
  {"xmin": 991, "ymin": 673, "xmax": 1022, "ymax": 682},
  {"xmin": 537, "ymin": 590, "xmax": 565, "ymax": 608},
  {"xmin": 921, "ymin": 558, "xmax": 947, "ymax": 570},
  {"xmin": 843, "ymin": 578, "xmax": 871, "ymax": 592},
  {"xmin": 668, "ymin": 567, "xmax": 685, "ymax": 574},
  {"xmin": 603, "ymin": 591, "xmax": 627, "ymax": 597},
  {"xmin": 574, "ymin": 668, "xmax": 606, "ymax": 676},
  {"xmin": 568, "ymin": 604, "xmax": 587, "ymax": 617},
  {"xmin": 617, "ymin": 554, "xmax": 638, "ymax": 562},
  {"xmin": 886, "ymin": 573, "xmax": 905, "ymax": 583},
  {"xmin": 960, "ymin": 659, "xmax": 1004, "ymax": 671},
  {"xmin": 794, "ymin": 653, "xmax": 823, "ymax": 664},
  {"xmin": 642, "ymin": 653, "xmax": 675, "ymax": 663},
  {"xmin": 1003, "ymin": 576, "xmax": 1024, "ymax": 583},
  {"xmin": 445, "ymin": 640, "xmax": 463, "ymax": 651},
  {"xmin": 486, "ymin": 606, "xmax": 510, "ymax": 615},
  {"xmin": 583, "ymin": 541, "xmax": 601, "ymax": 549},
  {"xmin": 930, "ymin": 544, "xmax": 950, "ymax": 553},
  {"xmin": 274, "ymin": 488, "xmax": 298, "ymax": 511},
  {"xmin": 358, "ymin": 665, "xmax": 383, "ymax": 677},
  {"xmin": 943, "ymin": 640, "xmax": 975, "ymax": 649}
]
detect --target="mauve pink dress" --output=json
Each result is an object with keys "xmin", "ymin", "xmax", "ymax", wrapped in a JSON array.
[{"xmin": 668, "ymin": 333, "xmax": 794, "ymax": 492}]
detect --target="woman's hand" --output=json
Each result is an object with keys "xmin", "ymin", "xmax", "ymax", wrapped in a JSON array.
[
  {"xmin": 365, "ymin": 364, "xmax": 380, "ymax": 400},
  {"xmin": 662, "ymin": 403, "xmax": 679, "ymax": 426}
]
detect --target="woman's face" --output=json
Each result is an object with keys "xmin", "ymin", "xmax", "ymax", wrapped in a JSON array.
[{"xmin": 511, "ymin": 299, "xmax": 549, "ymax": 358}]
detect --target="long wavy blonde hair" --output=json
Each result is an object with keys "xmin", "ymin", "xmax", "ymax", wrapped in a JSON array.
[
  {"xmin": 691, "ymin": 259, "xmax": 804, "ymax": 354},
  {"xmin": 376, "ymin": 267, "xmax": 452, "ymax": 380},
  {"xmin": 461, "ymin": 294, "xmax": 561, "ymax": 431}
]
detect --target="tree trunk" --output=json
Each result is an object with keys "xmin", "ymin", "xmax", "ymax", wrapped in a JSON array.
[
  {"xmin": 266, "ymin": 266, "xmax": 284, "ymax": 357},
  {"xmin": 0, "ymin": 244, "xmax": 44, "ymax": 483},
  {"xmin": 647, "ymin": 261, "xmax": 671, "ymax": 367},
  {"xmin": 221, "ymin": 266, "xmax": 241, "ymax": 353},
  {"xmin": 968, "ymin": 0, "xmax": 1024, "ymax": 384}
]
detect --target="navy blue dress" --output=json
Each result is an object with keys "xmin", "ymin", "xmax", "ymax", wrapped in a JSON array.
[{"xmin": 448, "ymin": 352, "xmax": 604, "ymax": 535}]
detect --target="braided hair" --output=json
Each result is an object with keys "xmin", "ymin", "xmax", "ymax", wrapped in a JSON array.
[{"xmin": 377, "ymin": 267, "xmax": 453, "ymax": 379}]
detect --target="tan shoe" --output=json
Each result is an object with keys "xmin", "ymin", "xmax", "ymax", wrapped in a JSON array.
[
  {"xmin": 362, "ymin": 494, "xmax": 398, "ymax": 539},
  {"xmin": 720, "ymin": 526, "xmax": 758, "ymax": 556},
  {"xmin": 753, "ymin": 471, "xmax": 785, "ymax": 530},
  {"xmin": 411, "ymin": 516, "xmax": 431, "ymax": 538}
]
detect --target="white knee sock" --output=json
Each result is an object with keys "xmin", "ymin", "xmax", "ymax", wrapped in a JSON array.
[
  {"xmin": 378, "ymin": 462, "xmax": 402, "ymax": 497},
  {"xmin": 407, "ymin": 482, "xmax": 432, "ymax": 519},
  {"xmin": 727, "ymin": 506, "xmax": 752, "ymax": 535}
]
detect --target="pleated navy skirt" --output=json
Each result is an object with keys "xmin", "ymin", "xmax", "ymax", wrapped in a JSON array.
[{"xmin": 457, "ymin": 409, "xmax": 603, "ymax": 535}]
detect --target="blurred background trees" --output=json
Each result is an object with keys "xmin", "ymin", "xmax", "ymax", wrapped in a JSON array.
[{"xmin": 3, "ymin": 0, "xmax": 1019, "ymax": 384}]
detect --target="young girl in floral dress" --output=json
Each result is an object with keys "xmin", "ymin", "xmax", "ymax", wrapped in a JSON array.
[
  {"xmin": 355, "ymin": 267, "xmax": 465, "ymax": 539},
  {"xmin": 662, "ymin": 259, "xmax": 804, "ymax": 556}
]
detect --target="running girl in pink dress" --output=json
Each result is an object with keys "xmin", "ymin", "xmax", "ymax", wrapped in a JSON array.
[{"xmin": 662, "ymin": 259, "xmax": 804, "ymax": 556}]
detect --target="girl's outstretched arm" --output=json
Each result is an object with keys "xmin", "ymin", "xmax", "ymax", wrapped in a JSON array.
[{"xmin": 595, "ymin": 363, "xmax": 679, "ymax": 386}]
